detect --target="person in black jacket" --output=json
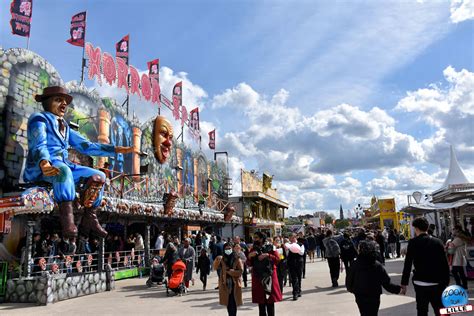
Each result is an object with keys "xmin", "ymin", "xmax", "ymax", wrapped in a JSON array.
[
  {"xmin": 346, "ymin": 240, "xmax": 401, "ymax": 316},
  {"xmin": 400, "ymin": 217, "xmax": 450, "ymax": 316},
  {"xmin": 340, "ymin": 233, "xmax": 357, "ymax": 270},
  {"xmin": 196, "ymin": 248, "xmax": 211, "ymax": 290}
]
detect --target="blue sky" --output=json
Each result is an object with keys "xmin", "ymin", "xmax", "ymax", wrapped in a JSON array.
[{"xmin": 1, "ymin": 0, "xmax": 473, "ymax": 216}]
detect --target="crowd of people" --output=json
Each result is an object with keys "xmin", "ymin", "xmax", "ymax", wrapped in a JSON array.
[
  {"xmin": 154, "ymin": 219, "xmax": 472, "ymax": 316},
  {"xmin": 14, "ymin": 218, "xmax": 472, "ymax": 316}
]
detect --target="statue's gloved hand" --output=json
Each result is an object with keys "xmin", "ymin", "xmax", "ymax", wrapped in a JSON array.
[
  {"xmin": 40, "ymin": 160, "xmax": 60, "ymax": 177},
  {"xmin": 115, "ymin": 146, "xmax": 139, "ymax": 154}
]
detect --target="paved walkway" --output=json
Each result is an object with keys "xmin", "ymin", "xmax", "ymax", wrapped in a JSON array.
[{"xmin": 1, "ymin": 258, "xmax": 473, "ymax": 315}]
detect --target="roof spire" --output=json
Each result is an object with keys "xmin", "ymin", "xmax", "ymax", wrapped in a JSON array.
[{"xmin": 442, "ymin": 145, "xmax": 469, "ymax": 188}]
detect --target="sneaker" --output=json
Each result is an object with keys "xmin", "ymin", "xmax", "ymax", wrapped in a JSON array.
[{"xmin": 293, "ymin": 296, "xmax": 298, "ymax": 301}]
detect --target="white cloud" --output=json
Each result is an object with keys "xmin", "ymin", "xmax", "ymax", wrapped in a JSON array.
[
  {"xmin": 450, "ymin": 0, "xmax": 474, "ymax": 23},
  {"xmin": 396, "ymin": 66, "xmax": 474, "ymax": 167}
]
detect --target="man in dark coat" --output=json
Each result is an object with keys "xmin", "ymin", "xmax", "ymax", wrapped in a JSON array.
[
  {"xmin": 285, "ymin": 233, "xmax": 305, "ymax": 300},
  {"xmin": 401, "ymin": 217, "xmax": 450, "ymax": 316}
]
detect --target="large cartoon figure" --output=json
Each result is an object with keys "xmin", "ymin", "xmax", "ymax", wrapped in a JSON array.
[
  {"xmin": 152, "ymin": 115, "xmax": 173, "ymax": 164},
  {"xmin": 24, "ymin": 86, "xmax": 135, "ymax": 239}
]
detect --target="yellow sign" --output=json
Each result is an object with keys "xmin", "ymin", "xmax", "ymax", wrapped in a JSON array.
[
  {"xmin": 378, "ymin": 198, "xmax": 396, "ymax": 213},
  {"xmin": 242, "ymin": 170, "xmax": 262, "ymax": 192}
]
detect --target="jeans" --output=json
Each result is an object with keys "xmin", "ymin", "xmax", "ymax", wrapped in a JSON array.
[
  {"xmin": 355, "ymin": 294, "xmax": 380, "ymax": 316},
  {"xmin": 452, "ymin": 266, "xmax": 468, "ymax": 289},
  {"xmin": 342, "ymin": 258, "xmax": 354, "ymax": 271},
  {"xmin": 327, "ymin": 257, "xmax": 340, "ymax": 283},
  {"xmin": 227, "ymin": 289, "xmax": 237, "ymax": 316},
  {"xmin": 315, "ymin": 246, "xmax": 321, "ymax": 258},
  {"xmin": 413, "ymin": 284, "xmax": 443, "ymax": 316},
  {"xmin": 199, "ymin": 273, "xmax": 207, "ymax": 289},
  {"xmin": 288, "ymin": 261, "xmax": 303, "ymax": 297},
  {"xmin": 258, "ymin": 303, "xmax": 275, "ymax": 316}
]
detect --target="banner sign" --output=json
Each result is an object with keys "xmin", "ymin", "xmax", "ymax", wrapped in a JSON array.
[
  {"xmin": 85, "ymin": 42, "xmax": 160, "ymax": 104},
  {"xmin": 208, "ymin": 129, "xmax": 216, "ymax": 150},
  {"xmin": 10, "ymin": 0, "xmax": 33, "ymax": 37},
  {"xmin": 66, "ymin": 11, "xmax": 86, "ymax": 47},
  {"xmin": 116, "ymin": 35, "xmax": 129, "ymax": 64},
  {"xmin": 147, "ymin": 59, "xmax": 159, "ymax": 81},
  {"xmin": 189, "ymin": 107, "xmax": 200, "ymax": 140},
  {"xmin": 172, "ymin": 81, "xmax": 182, "ymax": 121},
  {"xmin": 181, "ymin": 105, "xmax": 188, "ymax": 126}
]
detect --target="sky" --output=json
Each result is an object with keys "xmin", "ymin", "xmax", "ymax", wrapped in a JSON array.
[{"xmin": 1, "ymin": 0, "xmax": 473, "ymax": 217}]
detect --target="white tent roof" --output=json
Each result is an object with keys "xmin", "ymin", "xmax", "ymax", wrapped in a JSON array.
[{"xmin": 441, "ymin": 145, "xmax": 470, "ymax": 189}]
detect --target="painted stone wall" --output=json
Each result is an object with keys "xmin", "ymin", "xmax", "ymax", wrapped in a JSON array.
[{"xmin": 5, "ymin": 271, "xmax": 114, "ymax": 305}]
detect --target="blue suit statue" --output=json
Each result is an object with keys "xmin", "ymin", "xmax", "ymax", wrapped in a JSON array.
[{"xmin": 24, "ymin": 86, "xmax": 134, "ymax": 240}]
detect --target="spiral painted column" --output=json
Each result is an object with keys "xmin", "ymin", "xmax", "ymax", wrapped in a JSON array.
[
  {"xmin": 132, "ymin": 127, "xmax": 142, "ymax": 181},
  {"xmin": 97, "ymin": 109, "xmax": 111, "ymax": 169}
]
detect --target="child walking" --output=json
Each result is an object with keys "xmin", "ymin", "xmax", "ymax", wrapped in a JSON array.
[{"xmin": 196, "ymin": 248, "xmax": 211, "ymax": 290}]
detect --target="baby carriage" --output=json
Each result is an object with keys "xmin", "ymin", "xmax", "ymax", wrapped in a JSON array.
[
  {"xmin": 146, "ymin": 257, "xmax": 166, "ymax": 287},
  {"xmin": 166, "ymin": 259, "xmax": 187, "ymax": 296}
]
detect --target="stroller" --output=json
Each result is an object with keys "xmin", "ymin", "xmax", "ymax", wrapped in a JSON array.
[
  {"xmin": 166, "ymin": 259, "xmax": 187, "ymax": 296},
  {"xmin": 146, "ymin": 257, "xmax": 166, "ymax": 287}
]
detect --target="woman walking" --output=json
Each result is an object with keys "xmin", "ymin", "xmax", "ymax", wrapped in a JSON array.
[
  {"xmin": 451, "ymin": 225, "xmax": 469, "ymax": 289},
  {"xmin": 214, "ymin": 242, "xmax": 243, "ymax": 316},
  {"xmin": 248, "ymin": 232, "xmax": 282, "ymax": 316}
]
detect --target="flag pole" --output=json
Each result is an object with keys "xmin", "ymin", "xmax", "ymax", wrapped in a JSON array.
[
  {"xmin": 80, "ymin": 11, "xmax": 87, "ymax": 84},
  {"xmin": 127, "ymin": 34, "xmax": 130, "ymax": 118},
  {"xmin": 26, "ymin": 36, "xmax": 30, "ymax": 50}
]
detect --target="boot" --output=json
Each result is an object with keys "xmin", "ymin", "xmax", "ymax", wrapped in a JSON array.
[
  {"xmin": 81, "ymin": 207, "xmax": 107, "ymax": 238},
  {"xmin": 59, "ymin": 201, "xmax": 78, "ymax": 238}
]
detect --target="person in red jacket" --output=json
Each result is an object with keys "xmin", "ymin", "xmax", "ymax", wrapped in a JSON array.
[{"xmin": 247, "ymin": 232, "xmax": 282, "ymax": 316}]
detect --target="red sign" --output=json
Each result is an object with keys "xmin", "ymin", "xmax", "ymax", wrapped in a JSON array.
[
  {"xmin": 66, "ymin": 11, "xmax": 86, "ymax": 47},
  {"xmin": 10, "ymin": 0, "xmax": 33, "ymax": 37},
  {"xmin": 208, "ymin": 129, "xmax": 216, "ymax": 150},
  {"xmin": 172, "ymin": 82, "xmax": 182, "ymax": 121}
]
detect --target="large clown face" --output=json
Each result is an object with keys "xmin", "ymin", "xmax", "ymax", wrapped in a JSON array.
[{"xmin": 153, "ymin": 116, "xmax": 174, "ymax": 164}]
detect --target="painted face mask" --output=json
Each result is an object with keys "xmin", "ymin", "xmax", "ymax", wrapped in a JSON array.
[
  {"xmin": 224, "ymin": 249, "xmax": 233, "ymax": 255},
  {"xmin": 153, "ymin": 115, "xmax": 173, "ymax": 164}
]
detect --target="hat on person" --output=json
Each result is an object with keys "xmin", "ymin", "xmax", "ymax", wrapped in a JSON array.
[{"xmin": 34, "ymin": 86, "xmax": 73, "ymax": 104}]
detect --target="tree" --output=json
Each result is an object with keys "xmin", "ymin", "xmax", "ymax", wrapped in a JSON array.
[
  {"xmin": 324, "ymin": 214, "xmax": 334, "ymax": 225},
  {"xmin": 335, "ymin": 219, "xmax": 350, "ymax": 230}
]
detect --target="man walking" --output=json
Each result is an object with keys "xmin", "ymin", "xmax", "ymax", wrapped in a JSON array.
[
  {"xmin": 323, "ymin": 230, "xmax": 341, "ymax": 287},
  {"xmin": 285, "ymin": 233, "xmax": 304, "ymax": 300},
  {"xmin": 401, "ymin": 217, "xmax": 450, "ymax": 316}
]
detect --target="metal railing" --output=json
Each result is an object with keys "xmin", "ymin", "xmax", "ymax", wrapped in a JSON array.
[{"xmin": 26, "ymin": 249, "xmax": 149, "ymax": 277}]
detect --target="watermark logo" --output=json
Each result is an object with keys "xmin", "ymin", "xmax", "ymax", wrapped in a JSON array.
[{"xmin": 440, "ymin": 285, "xmax": 472, "ymax": 315}]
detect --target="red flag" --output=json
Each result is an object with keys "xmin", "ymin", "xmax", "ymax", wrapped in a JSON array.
[
  {"xmin": 208, "ymin": 129, "xmax": 216, "ymax": 150},
  {"xmin": 147, "ymin": 59, "xmax": 159, "ymax": 81},
  {"xmin": 10, "ymin": 0, "xmax": 33, "ymax": 37},
  {"xmin": 116, "ymin": 35, "xmax": 129, "ymax": 64},
  {"xmin": 172, "ymin": 81, "xmax": 182, "ymax": 121},
  {"xmin": 189, "ymin": 107, "xmax": 200, "ymax": 132},
  {"xmin": 181, "ymin": 105, "xmax": 188, "ymax": 127},
  {"xmin": 66, "ymin": 11, "xmax": 86, "ymax": 47}
]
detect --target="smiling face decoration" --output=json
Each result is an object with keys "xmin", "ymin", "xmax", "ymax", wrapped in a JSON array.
[{"xmin": 153, "ymin": 116, "xmax": 174, "ymax": 164}]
